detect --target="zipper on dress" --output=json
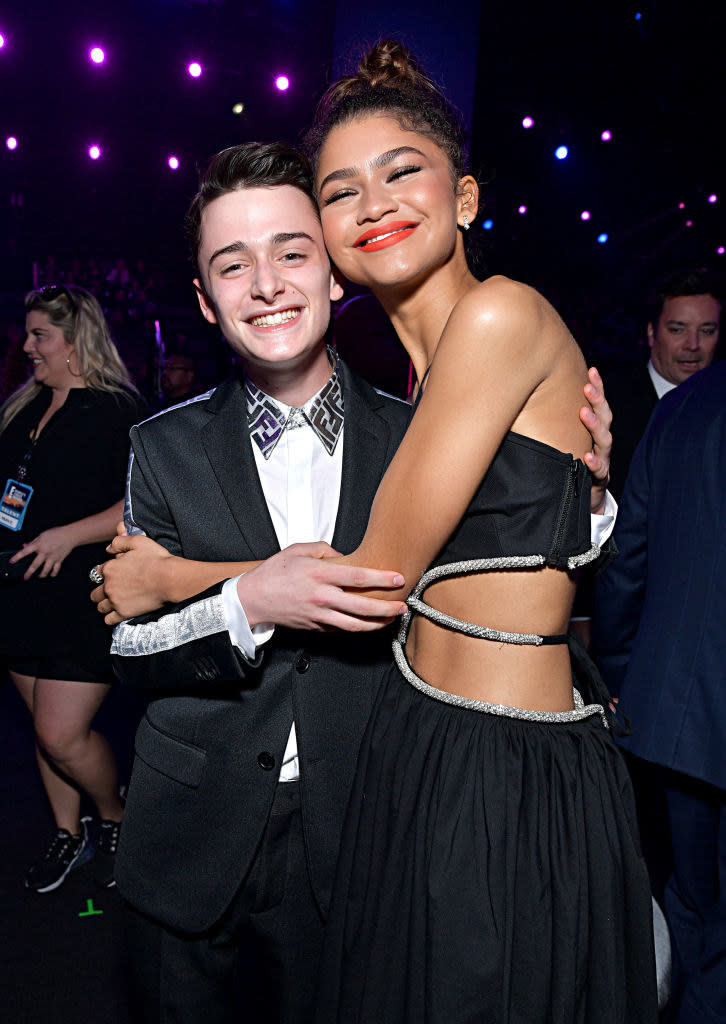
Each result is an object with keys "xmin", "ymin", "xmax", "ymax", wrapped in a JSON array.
[{"xmin": 549, "ymin": 460, "xmax": 578, "ymax": 564}]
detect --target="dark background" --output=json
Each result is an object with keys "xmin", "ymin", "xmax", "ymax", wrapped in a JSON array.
[{"xmin": 0, "ymin": 0, "xmax": 723, "ymax": 396}]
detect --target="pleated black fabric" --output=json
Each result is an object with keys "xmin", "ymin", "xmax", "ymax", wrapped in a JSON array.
[{"xmin": 315, "ymin": 665, "xmax": 658, "ymax": 1024}]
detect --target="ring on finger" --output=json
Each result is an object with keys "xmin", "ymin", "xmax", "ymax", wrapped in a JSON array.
[{"xmin": 89, "ymin": 565, "xmax": 105, "ymax": 585}]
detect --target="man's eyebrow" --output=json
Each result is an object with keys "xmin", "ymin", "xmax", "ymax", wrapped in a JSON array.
[
  {"xmin": 271, "ymin": 231, "xmax": 315, "ymax": 246},
  {"xmin": 208, "ymin": 232, "xmax": 315, "ymax": 269},
  {"xmin": 318, "ymin": 146, "xmax": 427, "ymax": 193},
  {"xmin": 208, "ymin": 241, "xmax": 247, "ymax": 269},
  {"xmin": 665, "ymin": 319, "xmax": 719, "ymax": 327}
]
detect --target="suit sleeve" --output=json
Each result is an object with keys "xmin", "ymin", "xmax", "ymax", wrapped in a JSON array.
[
  {"xmin": 112, "ymin": 427, "xmax": 263, "ymax": 692},
  {"xmin": 592, "ymin": 428, "xmax": 653, "ymax": 695}
]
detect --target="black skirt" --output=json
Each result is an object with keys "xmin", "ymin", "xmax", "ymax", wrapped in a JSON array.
[{"xmin": 315, "ymin": 662, "xmax": 658, "ymax": 1023}]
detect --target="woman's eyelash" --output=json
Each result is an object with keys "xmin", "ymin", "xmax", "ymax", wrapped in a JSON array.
[
  {"xmin": 389, "ymin": 164, "xmax": 421, "ymax": 180},
  {"xmin": 323, "ymin": 189, "xmax": 355, "ymax": 206}
]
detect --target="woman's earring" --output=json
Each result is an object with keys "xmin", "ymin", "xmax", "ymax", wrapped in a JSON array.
[{"xmin": 462, "ymin": 215, "xmax": 470, "ymax": 231}]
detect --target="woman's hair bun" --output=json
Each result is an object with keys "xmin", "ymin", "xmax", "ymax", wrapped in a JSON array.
[
  {"xmin": 325, "ymin": 39, "xmax": 437, "ymax": 108},
  {"xmin": 355, "ymin": 39, "xmax": 425, "ymax": 91}
]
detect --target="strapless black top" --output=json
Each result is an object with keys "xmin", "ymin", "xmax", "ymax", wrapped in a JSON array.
[{"xmin": 431, "ymin": 430, "xmax": 593, "ymax": 571}]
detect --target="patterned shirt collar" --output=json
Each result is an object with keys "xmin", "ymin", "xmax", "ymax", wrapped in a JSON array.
[{"xmin": 245, "ymin": 353, "xmax": 344, "ymax": 459}]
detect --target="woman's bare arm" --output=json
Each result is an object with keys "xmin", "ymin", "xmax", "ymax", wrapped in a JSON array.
[{"xmin": 338, "ymin": 278, "xmax": 586, "ymax": 600}]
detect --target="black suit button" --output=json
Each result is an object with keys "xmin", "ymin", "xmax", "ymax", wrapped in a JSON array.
[
  {"xmin": 295, "ymin": 653, "xmax": 311, "ymax": 673},
  {"xmin": 257, "ymin": 751, "xmax": 275, "ymax": 771}
]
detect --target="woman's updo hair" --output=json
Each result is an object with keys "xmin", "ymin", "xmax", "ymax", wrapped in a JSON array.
[{"xmin": 305, "ymin": 39, "xmax": 467, "ymax": 187}]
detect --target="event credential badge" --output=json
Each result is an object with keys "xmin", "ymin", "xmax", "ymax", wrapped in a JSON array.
[{"xmin": 0, "ymin": 479, "xmax": 34, "ymax": 531}]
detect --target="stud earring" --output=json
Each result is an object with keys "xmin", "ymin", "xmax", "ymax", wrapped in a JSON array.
[{"xmin": 462, "ymin": 215, "xmax": 470, "ymax": 231}]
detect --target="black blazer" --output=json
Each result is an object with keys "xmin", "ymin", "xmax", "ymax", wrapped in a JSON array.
[
  {"xmin": 593, "ymin": 361, "xmax": 726, "ymax": 791},
  {"xmin": 113, "ymin": 363, "xmax": 411, "ymax": 933},
  {"xmin": 602, "ymin": 360, "xmax": 658, "ymax": 499}
]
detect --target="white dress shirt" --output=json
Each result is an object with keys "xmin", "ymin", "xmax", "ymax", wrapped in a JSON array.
[
  {"xmin": 648, "ymin": 360, "xmax": 678, "ymax": 400},
  {"xmin": 223, "ymin": 393, "xmax": 344, "ymax": 781}
]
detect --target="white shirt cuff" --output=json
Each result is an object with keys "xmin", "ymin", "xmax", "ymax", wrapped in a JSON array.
[
  {"xmin": 221, "ymin": 575, "xmax": 275, "ymax": 659},
  {"xmin": 590, "ymin": 490, "xmax": 617, "ymax": 548}
]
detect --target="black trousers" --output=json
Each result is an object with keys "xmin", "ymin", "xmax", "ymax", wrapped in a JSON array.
[
  {"xmin": 125, "ymin": 782, "xmax": 325, "ymax": 1024},
  {"xmin": 660, "ymin": 769, "xmax": 726, "ymax": 1024}
]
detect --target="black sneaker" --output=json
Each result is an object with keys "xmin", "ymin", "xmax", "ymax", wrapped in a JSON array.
[
  {"xmin": 94, "ymin": 818, "xmax": 121, "ymax": 889},
  {"xmin": 25, "ymin": 818, "xmax": 93, "ymax": 893}
]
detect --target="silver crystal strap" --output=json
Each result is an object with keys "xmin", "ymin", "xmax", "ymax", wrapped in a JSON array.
[
  {"xmin": 111, "ymin": 594, "xmax": 227, "ymax": 657},
  {"xmin": 392, "ymin": 638, "xmax": 606, "ymax": 724},
  {"xmin": 393, "ymin": 553, "xmax": 608, "ymax": 725}
]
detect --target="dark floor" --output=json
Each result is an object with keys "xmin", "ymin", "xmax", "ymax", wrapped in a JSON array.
[{"xmin": 1, "ymin": 673, "xmax": 144, "ymax": 1024}]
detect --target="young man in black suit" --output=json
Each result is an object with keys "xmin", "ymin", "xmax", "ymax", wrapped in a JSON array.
[{"xmin": 95, "ymin": 143, "xmax": 614, "ymax": 1023}]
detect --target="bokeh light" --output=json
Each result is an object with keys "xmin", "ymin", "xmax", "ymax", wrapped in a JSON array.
[
  {"xmin": 685, "ymin": 220, "xmax": 693, "ymax": 227},
  {"xmin": 708, "ymin": 194, "xmax": 718, "ymax": 204},
  {"xmin": 580, "ymin": 210, "xmax": 591, "ymax": 221},
  {"xmin": 0, "ymin": 33, "xmax": 5, "ymax": 48},
  {"xmin": 717, "ymin": 246, "xmax": 725, "ymax": 256},
  {"xmin": 518, "ymin": 205, "xmax": 527, "ymax": 215},
  {"xmin": 6, "ymin": 136, "xmax": 18, "ymax": 151},
  {"xmin": 555, "ymin": 145, "xmax": 569, "ymax": 160},
  {"xmin": 88, "ymin": 144, "xmax": 101, "ymax": 160},
  {"xmin": 600, "ymin": 130, "xmax": 612, "ymax": 142},
  {"xmin": 90, "ymin": 47, "xmax": 105, "ymax": 64},
  {"xmin": 597, "ymin": 233, "xmax": 608, "ymax": 244},
  {"xmin": 188, "ymin": 62, "xmax": 202, "ymax": 78},
  {"xmin": 678, "ymin": 202, "xmax": 686, "ymax": 210},
  {"xmin": 275, "ymin": 75, "xmax": 290, "ymax": 92},
  {"xmin": 168, "ymin": 155, "xmax": 180, "ymax": 170},
  {"xmin": 482, "ymin": 219, "xmax": 494, "ymax": 230},
  {"xmin": 232, "ymin": 102, "xmax": 245, "ymax": 115},
  {"xmin": 521, "ymin": 116, "xmax": 534, "ymax": 129}
]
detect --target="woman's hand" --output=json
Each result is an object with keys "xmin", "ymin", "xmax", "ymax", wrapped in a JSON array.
[
  {"xmin": 91, "ymin": 533, "xmax": 175, "ymax": 625},
  {"xmin": 579, "ymin": 366, "xmax": 612, "ymax": 514},
  {"xmin": 11, "ymin": 526, "xmax": 76, "ymax": 579}
]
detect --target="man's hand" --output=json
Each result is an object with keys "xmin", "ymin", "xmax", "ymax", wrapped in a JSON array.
[
  {"xmin": 91, "ymin": 533, "xmax": 175, "ymax": 625},
  {"xmin": 238, "ymin": 542, "xmax": 407, "ymax": 633},
  {"xmin": 11, "ymin": 525, "xmax": 75, "ymax": 579},
  {"xmin": 579, "ymin": 366, "xmax": 612, "ymax": 514}
]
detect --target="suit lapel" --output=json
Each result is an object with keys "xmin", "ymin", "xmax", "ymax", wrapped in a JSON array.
[
  {"xmin": 332, "ymin": 364, "xmax": 395, "ymax": 554},
  {"xmin": 200, "ymin": 378, "xmax": 280, "ymax": 560}
]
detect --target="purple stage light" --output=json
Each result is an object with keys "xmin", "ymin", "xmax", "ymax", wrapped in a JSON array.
[
  {"xmin": 188, "ymin": 61, "xmax": 202, "ymax": 78},
  {"xmin": 580, "ymin": 210, "xmax": 591, "ymax": 221},
  {"xmin": 521, "ymin": 116, "xmax": 534, "ymax": 129},
  {"xmin": 600, "ymin": 130, "xmax": 612, "ymax": 142},
  {"xmin": 678, "ymin": 202, "xmax": 686, "ymax": 209},
  {"xmin": 0, "ymin": 33, "xmax": 5, "ymax": 48},
  {"xmin": 685, "ymin": 220, "xmax": 693, "ymax": 227},
  {"xmin": 518, "ymin": 205, "xmax": 527, "ymax": 215},
  {"xmin": 88, "ymin": 144, "xmax": 101, "ymax": 160},
  {"xmin": 708, "ymin": 194, "xmax": 718, "ymax": 204},
  {"xmin": 6, "ymin": 136, "xmax": 18, "ymax": 150},
  {"xmin": 168, "ymin": 155, "xmax": 180, "ymax": 170},
  {"xmin": 90, "ymin": 46, "xmax": 105, "ymax": 64},
  {"xmin": 275, "ymin": 75, "xmax": 290, "ymax": 92},
  {"xmin": 718, "ymin": 246, "xmax": 725, "ymax": 256}
]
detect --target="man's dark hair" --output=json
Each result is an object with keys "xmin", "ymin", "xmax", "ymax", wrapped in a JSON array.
[
  {"xmin": 185, "ymin": 142, "xmax": 316, "ymax": 272},
  {"xmin": 648, "ymin": 268, "xmax": 723, "ymax": 327}
]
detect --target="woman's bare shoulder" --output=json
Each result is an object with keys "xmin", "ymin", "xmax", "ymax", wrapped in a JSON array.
[{"xmin": 449, "ymin": 275, "xmax": 550, "ymax": 334}]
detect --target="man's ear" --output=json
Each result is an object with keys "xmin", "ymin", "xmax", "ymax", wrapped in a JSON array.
[
  {"xmin": 456, "ymin": 175, "xmax": 480, "ymax": 228},
  {"xmin": 646, "ymin": 322, "xmax": 655, "ymax": 349},
  {"xmin": 193, "ymin": 278, "xmax": 218, "ymax": 325},
  {"xmin": 329, "ymin": 265, "xmax": 345, "ymax": 303}
]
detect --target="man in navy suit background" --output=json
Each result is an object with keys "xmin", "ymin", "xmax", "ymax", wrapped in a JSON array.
[
  {"xmin": 603, "ymin": 268, "xmax": 721, "ymax": 498},
  {"xmin": 594, "ymin": 361, "xmax": 726, "ymax": 1023}
]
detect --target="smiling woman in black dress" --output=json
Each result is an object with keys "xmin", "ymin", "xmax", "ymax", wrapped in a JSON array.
[{"xmin": 0, "ymin": 284, "xmax": 145, "ymax": 892}]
